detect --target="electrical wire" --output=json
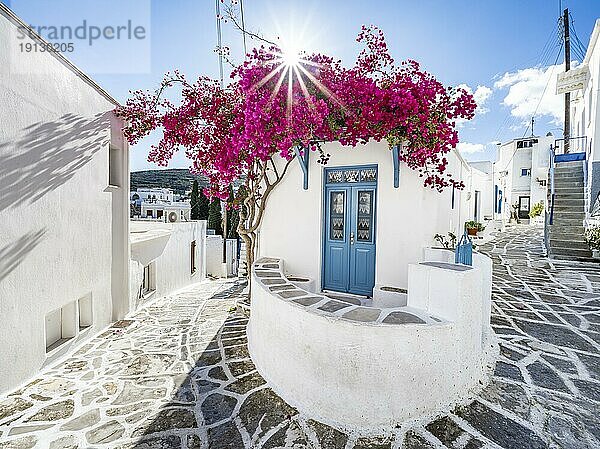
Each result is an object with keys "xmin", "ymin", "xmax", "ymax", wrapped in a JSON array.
[
  {"xmin": 500, "ymin": 42, "xmax": 564, "ymax": 172},
  {"xmin": 491, "ymin": 21, "xmax": 561, "ymax": 143}
]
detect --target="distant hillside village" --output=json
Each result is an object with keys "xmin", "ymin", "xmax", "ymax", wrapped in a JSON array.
[{"xmin": 130, "ymin": 168, "xmax": 209, "ymax": 194}]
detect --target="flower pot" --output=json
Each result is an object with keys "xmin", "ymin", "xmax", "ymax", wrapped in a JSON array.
[{"xmin": 467, "ymin": 228, "xmax": 477, "ymax": 236}]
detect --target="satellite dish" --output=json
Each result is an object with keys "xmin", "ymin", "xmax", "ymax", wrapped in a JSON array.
[{"xmin": 168, "ymin": 212, "xmax": 178, "ymax": 222}]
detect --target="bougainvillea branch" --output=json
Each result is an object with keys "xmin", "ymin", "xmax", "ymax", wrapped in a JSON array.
[{"xmin": 115, "ymin": 25, "xmax": 476, "ymax": 275}]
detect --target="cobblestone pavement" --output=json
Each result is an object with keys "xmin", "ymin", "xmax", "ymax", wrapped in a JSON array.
[{"xmin": 1, "ymin": 225, "xmax": 599, "ymax": 449}]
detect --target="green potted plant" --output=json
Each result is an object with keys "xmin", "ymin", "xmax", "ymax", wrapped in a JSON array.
[
  {"xmin": 584, "ymin": 225, "xmax": 600, "ymax": 258},
  {"xmin": 528, "ymin": 201, "xmax": 544, "ymax": 224},
  {"xmin": 465, "ymin": 221, "xmax": 485, "ymax": 236}
]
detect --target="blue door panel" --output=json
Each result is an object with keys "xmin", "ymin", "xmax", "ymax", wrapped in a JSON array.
[
  {"xmin": 326, "ymin": 246, "xmax": 347, "ymax": 290},
  {"xmin": 323, "ymin": 187, "xmax": 349, "ymax": 292}
]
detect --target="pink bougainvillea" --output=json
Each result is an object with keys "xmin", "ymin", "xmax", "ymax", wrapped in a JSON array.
[{"xmin": 116, "ymin": 26, "xmax": 476, "ymax": 198}]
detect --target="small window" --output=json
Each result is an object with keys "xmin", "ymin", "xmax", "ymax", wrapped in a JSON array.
[
  {"xmin": 521, "ymin": 168, "xmax": 531, "ymax": 176},
  {"xmin": 147, "ymin": 210, "xmax": 153, "ymax": 218},
  {"xmin": 191, "ymin": 240, "xmax": 197, "ymax": 275},
  {"xmin": 142, "ymin": 263, "xmax": 156, "ymax": 295},
  {"xmin": 108, "ymin": 146, "xmax": 121, "ymax": 187},
  {"xmin": 45, "ymin": 302, "xmax": 77, "ymax": 352}
]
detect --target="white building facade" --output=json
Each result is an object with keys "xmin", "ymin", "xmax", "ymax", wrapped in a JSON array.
[
  {"xmin": 570, "ymin": 19, "xmax": 600, "ymax": 218},
  {"xmin": 491, "ymin": 136, "xmax": 552, "ymax": 224},
  {"xmin": 0, "ymin": 5, "xmax": 130, "ymax": 393},
  {"xmin": 130, "ymin": 221, "xmax": 207, "ymax": 311},
  {"xmin": 132, "ymin": 187, "xmax": 191, "ymax": 222},
  {"xmin": 258, "ymin": 140, "xmax": 488, "ymax": 293}
]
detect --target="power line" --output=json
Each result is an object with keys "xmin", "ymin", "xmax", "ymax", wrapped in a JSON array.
[
  {"xmin": 491, "ymin": 22, "xmax": 561, "ymax": 143},
  {"xmin": 569, "ymin": 12, "xmax": 589, "ymax": 61},
  {"xmin": 500, "ymin": 42, "xmax": 564, "ymax": 172}
]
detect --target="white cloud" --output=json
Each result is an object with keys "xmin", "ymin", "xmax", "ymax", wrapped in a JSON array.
[
  {"xmin": 494, "ymin": 64, "xmax": 564, "ymax": 125},
  {"xmin": 457, "ymin": 83, "xmax": 493, "ymax": 115},
  {"xmin": 457, "ymin": 142, "xmax": 485, "ymax": 154}
]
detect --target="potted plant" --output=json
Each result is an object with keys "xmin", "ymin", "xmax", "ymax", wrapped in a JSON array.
[
  {"xmin": 433, "ymin": 232, "xmax": 457, "ymax": 250},
  {"xmin": 584, "ymin": 225, "xmax": 600, "ymax": 258},
  {"xmin": 465, "ymin": 221, "xmax": 485, "ymax": 236},
  {"xmin": 510, "ymin": 203, "xmax": 519, "ymax": 222},
  {"xmin": 528, "ymin": 201, "xmax": 544, "ymax": 224}
]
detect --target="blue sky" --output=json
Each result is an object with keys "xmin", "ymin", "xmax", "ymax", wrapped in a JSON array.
[{"xmin": 4, "ymin": 0, "xmax": 600, "ymax": 170}]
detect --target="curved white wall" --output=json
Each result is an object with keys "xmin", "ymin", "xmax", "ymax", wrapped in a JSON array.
[
  {"xmin": 258, "ymin": 140, "xmax": 475, "ymax": 291},
  {"xmin": 248, "ymin": 258, "xmax": 496, "ymax": 430}
]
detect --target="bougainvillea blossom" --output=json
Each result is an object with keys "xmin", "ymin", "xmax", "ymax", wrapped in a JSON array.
[{"xmin": 116, "ymin": 25, "xmax": 476, "ymax": 200}]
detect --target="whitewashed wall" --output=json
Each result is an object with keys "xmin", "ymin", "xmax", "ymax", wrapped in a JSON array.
[
  {"xmin": 0, "ymin": 7, "xmax": 129, "ymax": 393},
  {"xmin": 130, "ymin": 221, "xmax": 206, "ymax": 309},
  {"xmin": 205, "ymin": 235, "xmax": 225, "ymax": 278},
  {"xmin": 258, "ymin": 140, "xmax": 475, "ymax": 291}
]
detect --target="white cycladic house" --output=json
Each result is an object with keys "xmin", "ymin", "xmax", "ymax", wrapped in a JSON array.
[
  {"xmin": 131, "ymin": 187, "xmax": 191, "ymax": 222},
  {"xmin": 0, "ymin": 5, "xmax": 209, "ymax": 395},
  {"xmin": 249, "ymin": 140, "xmax": 496, "ymax": 428},
  {"xmin": 569, "ymin": 19, "xmax": 600, "ymax": 218},
  {"xmin": 0, "ymin": 5, "xmax": 130, "ymax": 392},
  {"xmin": 129, "ymin": 221, "xmax": 207, "ymax": 311},
  {"xmin": 133, "ymin": 187, "xmax": 176, "ymax": 203},
  {"xmin": 257, "ymin": 140, "xmax": 488, "ymax": 294},
  {"xmin": 469, "ymin": 133, "xmax": 554, "ymax": 224}
]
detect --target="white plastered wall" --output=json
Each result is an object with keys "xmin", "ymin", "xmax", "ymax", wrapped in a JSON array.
[
  {"xmin": 258, "ymin": 140, "xmax": 474, "ymax": 290},
  {"xmin": 0, "ymin": 8, "xmax": 129, "ymax": 393},
  {"xmin": 130, "ymin": 221, "xmax": 207, "ymax": 309}
]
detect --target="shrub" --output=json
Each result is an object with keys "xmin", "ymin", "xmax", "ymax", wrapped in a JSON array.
[
  {"xmin": 434, "ymin": 232, "xmax": 457, "ymax": 249},
  {"xmin": 465, "ymin": 221, "xmax": 485, "ymax": 232},
  {"xmin": 585, "ymin": 226, "xmax": 600, "ymax": 250},
  {"xmin": 529, "ymin": 202, "xmax": 544, "ymax": 218}
]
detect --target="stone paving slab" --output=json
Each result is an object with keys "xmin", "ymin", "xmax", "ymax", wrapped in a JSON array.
[{"xmin": 0, "ymin": 226, "xmax": 599, "ymax": 448}]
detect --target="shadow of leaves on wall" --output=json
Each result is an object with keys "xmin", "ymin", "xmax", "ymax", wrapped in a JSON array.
[
  {"xmin": 0, "ymin": 228, "xmax": 47, "ymax": 282},
  {"xmin": 0, "ymin": 111, "xmax": 111, "ymax": 212}
]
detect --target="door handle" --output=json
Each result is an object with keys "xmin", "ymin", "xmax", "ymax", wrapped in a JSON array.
[{"xmin": 350, "ymin": 232, "xmax": 355, "ymax": 245}]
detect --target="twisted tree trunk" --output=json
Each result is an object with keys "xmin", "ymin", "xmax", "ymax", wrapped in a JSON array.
[{"xmin": 237, "ymin": 156, "xmax": 294, "ymax": 295}]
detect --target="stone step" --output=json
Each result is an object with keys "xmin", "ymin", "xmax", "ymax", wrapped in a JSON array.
[
  {"xmin": 549, "ymin": 239, "xmax": 590, "ymax": 250},
  {"xmin": 553, "ymin": 197, "xmax": 584, "ymax": 204},
  {"xmin": 551, "ymin": 216, "xmax": 585, "ymax": 226},
  {"xmin": 553, "ymin": 185, "xmax": 584, "ymax": 192},
  {"xmin": 549, "ymin": 245, "xmax": 592, "ymax": 255},
  {"xmin": 550, "ymin": 251, "xmax": 600, "ymax": 263},
  {"xmin": 554, "ymin": 170, "xmax": 584, "ymax": 176},
  {"xmin": 553, "ymin": 180, "xmax": 585, "ymax": 187},
  {"xmin": 554, "ymin": 199, "xmax": 585, "ymax": 213},
  {"xmin": 552, "ymin": 193, "xmax": 585, "ymax": 200},
  {"xmin": 554, "ymin": 160, "xmax": 584, "ymax": 169},
  {"xmin": 547, "ymin": 224, "xmax": 585, "ymax": 234}
]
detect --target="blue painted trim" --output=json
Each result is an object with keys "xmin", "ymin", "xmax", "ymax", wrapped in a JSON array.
[
  {"xmin": 555, "ymin": 152, "xmax": 586, "ymax": 162},
  {"xmin": 392, "ymin": 145, "xmax": 400, "ymax": 188},
  {"xmin": 294, "ymin": 146, "xmax": 310, "ymax": 190},
  {"xmin": 494, "ymin": 185, "xmax": 498, "ymax": 213}
]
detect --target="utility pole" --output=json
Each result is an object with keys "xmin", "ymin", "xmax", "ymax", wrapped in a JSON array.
[
  {"xmin": 531, "ymin": 117, "xmax": 535, "ymax": 137},
  {"xmin": 215, "ymin": 0, "xmax": 228, "ymax": 271},
  {"xmin": 563, "ymin": 8, "xmax": 571, "ymax": 153}
]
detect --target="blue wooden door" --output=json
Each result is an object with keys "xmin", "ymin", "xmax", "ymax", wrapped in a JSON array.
[{"xmin": 323, "ymin": 167, "xmax": 377, "ymax": 296}]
